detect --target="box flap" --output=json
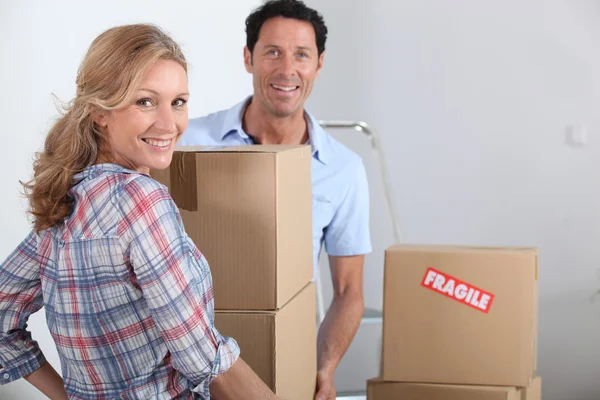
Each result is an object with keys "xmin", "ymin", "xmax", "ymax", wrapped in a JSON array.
[
  {"xmin": 175, "ymin": 144, "xmax": 308, "ymax": 153},
  {"xmin": 386, "ymin": 244, "xmax": 537, "ymax": 255},
  {"xmin": 366, "ymin": 378, "xmax": 519, "ymax": 399},
  {"xmin": 275, "ymin": 146, "xmax": 313, "ymax": 307},
  {"xmin": 520, "ymin": 376, "xmax": 541, "ymax": 400},
  {"xmin": 150, "ymin": 167, "xmax": 170, "ymax": 189},
  {"xmin": 214, "ymin": 309, "xmax": 278, "ymax": 316},
  {"xmin": 275, "ymin": 283, "xmax": 316, "ymax": 399},
  {"xmin": 169, "ymin": 152, "xmax": 197, "ymax": 212}
]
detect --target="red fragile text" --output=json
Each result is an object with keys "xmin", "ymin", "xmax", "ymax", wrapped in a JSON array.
[{"xmin": 421, "ymin": 268, "xmax": 495, "ymax": 313}]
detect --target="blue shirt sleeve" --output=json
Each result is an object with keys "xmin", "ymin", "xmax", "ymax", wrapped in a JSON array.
[{"xmin": 324, "ymin": 159, "xmax": 372, "ymax": 257}]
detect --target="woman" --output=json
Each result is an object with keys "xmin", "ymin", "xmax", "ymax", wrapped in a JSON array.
[{"xmin": 0, "ymin": 24, "xmax": 278, "ymax": 399}]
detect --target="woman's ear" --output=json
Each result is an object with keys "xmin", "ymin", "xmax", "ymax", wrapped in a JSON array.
[{"xmin": 92, "ymin": 109, "xmax": 108, "ymax": 128}]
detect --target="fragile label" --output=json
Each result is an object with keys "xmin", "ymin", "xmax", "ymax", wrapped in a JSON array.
[{"xmin": 421, "ymin": 268, "xmax": 495, "ymax": 313}]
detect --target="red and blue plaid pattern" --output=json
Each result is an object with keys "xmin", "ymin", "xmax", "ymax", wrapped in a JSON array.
[{"xmin": 0, "ymin": 164, "xmax": 240, "ymax": 399}]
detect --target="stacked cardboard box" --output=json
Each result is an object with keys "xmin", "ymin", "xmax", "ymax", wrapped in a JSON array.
[
  {"xmin": 367, "ymin": 377, "xmax": 542, "ymax": 400},
  {"xmin": 368, "ymin": 244, "xmax": 541, "ymax": 399},
  {"xmin": 152, "ymin": 145, "xmax": 317, "ymax": 399}
]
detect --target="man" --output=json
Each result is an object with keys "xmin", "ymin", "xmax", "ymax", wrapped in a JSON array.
[{"xmin": 179, "ymin": 1, "xmax": 372, "ymax": 398}]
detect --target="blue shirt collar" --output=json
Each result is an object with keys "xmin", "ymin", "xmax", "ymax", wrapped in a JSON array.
[{"xmin": 220, "ymin": 96, "xmax": 329, "ymax": 164}]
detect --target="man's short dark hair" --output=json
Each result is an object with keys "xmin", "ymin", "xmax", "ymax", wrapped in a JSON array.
[{"xmin": 245, "ymin": 0, "xmax": 328, "ymax": 56}]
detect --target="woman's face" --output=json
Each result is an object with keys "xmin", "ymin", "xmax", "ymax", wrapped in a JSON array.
[{"xmin": 96, "ymin": 59, "xmax": 189, "ymax": 173}]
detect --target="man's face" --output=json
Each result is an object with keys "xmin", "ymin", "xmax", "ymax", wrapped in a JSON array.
[{"xmin": 244, "ymin": 16, "xmax": 324, "ymax": 118}]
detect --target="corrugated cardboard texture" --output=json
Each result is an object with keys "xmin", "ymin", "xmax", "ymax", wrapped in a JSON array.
[
  {"xmin": 154, "ymin": 145, "xmax": 313, "ymax": 310},
  {"xmin": 382, "ymin": 244, "xmax": 538, "ymax": 386},
  {"xmin": 216, "ymin": 313, "xmax": 275, "ymax": 386},
  {"xmin": 366, "ymin": 377, "xmax": 542, "ymax": 400},
  {"xmin": 215, "ymin": 283, "xmax": 317, "ymax": 399}
]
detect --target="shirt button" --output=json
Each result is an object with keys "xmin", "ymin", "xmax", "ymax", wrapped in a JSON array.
[
  {"xmin": 59, "ymin": 240, "xmax": 65, "ymax": 247},
  {"xmin": 3, "ymin": 373, "xmax": 9, "ymax": 379}
]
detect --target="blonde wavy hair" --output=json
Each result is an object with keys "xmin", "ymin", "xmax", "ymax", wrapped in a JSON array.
[{"xmin": 22, "ymin": 23, "xmax": 187, "ymax": 232}]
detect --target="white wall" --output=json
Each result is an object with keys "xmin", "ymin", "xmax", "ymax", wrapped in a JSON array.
[
  {"xmin": 0, "ymin": 1, "xmax": 258, "ymax": 398},
  {"xmin": 307, "ymin": 1, "xmax": 600, "ymax": 399}
]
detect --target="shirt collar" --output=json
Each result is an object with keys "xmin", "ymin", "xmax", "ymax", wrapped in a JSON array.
[
  {"xmin": 72, "ymin": 163, "xmax": 143, "ymax": 183},
  {"xmin": 220, "ymin": 96, "xmax": 330, "ymax": 164},
  {"xmin": 220, "ymin": 97, "xmax": 250, "ymax": 141}
]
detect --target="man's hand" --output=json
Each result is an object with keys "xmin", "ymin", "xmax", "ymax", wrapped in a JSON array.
[{"xmin": 315, "ymin": 368, "xmax": 336, "ymax": 400}]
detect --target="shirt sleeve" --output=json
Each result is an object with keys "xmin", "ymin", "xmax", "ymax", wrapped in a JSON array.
[
  {"xmin": 0, "ymin": 231, "xmax": 46, "ymax": 384},
  {"xmin": 324, "ymin": 159, "xmax": 373, "ymax": 257},
  {"xmin": 116, "ymin": 175, "xmax": 239, "ymax": 396}
]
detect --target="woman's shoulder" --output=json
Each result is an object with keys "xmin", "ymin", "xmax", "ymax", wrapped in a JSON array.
[
  {"xmin": 113, "ymin": 172, "xmax": 183, "ymax": 240},
  {"xmin": 78, "ymin": 164, "xmax": 168, "ymax": 198},
  {"xmin": 117, "ymin": 172, "xmax": 173, "ymax": 210},
  {"xmin": 122, "ymin": 172, "xmax": 169, "ymax": 195}
]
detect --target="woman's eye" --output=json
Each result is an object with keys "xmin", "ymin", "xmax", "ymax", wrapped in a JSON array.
[
  {"xmin": 173, "ymin": 98, "xmax": 187, "ymax": 107},
  {"xmin": 137, "ymin": 99, "xmax": 153, "ymax": 107}
]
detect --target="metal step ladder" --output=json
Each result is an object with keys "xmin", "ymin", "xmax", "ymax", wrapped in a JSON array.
[{"xmin": 314, "ymin": 121, "xmax": 404, "ymax": 399}]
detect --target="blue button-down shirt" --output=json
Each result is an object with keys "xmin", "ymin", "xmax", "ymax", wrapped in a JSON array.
[{"xmin": 179, "ymin": 97, "xmax": 372, "ymax": 278}]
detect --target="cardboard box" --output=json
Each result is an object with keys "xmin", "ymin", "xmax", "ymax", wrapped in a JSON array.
[
  {"xmin": 382, "ymin": 245, "xmax": 538, "ymax": 386},
  {"xmin": 215, "ymin": 282, "xmax": 317, "ymax": 400},
  {"xmin": 366, "ymin": 376, "xmax": 542, "ymax": 400},
  {"xmin": 152, "ymin": 145, "xmax": 313, "ymax": 310}
]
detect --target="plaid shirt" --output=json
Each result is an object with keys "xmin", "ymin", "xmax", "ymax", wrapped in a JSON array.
[{"xmin": 0, "ymin": 164, "xmax": 240, "ymax": 399}]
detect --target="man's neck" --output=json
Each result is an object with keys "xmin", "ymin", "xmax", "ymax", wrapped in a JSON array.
[{"xmin": 242, "ymin": 99, "xmax": 309, "ymax": 145}]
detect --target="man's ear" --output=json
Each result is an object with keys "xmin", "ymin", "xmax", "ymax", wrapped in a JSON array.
[
  {"xmin": 315, "ymin": 51, "xmax": 325, "ymax": 78},
  {"xmin": 244, "ymin": 46, "xmax": 253, "ymax": 73}
]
